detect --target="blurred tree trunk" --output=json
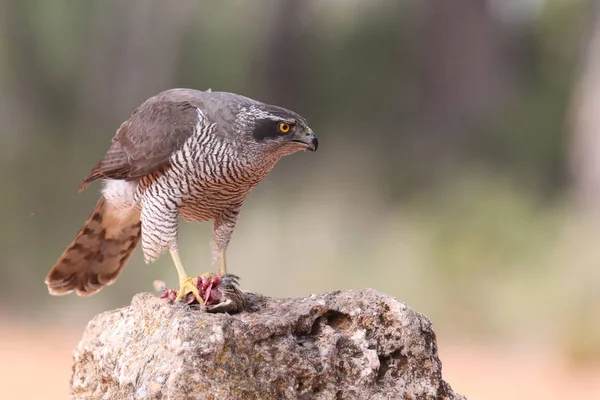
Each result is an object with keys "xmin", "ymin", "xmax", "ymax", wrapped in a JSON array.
[
  {"xmin": 401, "ymin": 0, "xmax": 521, "ymax": 186},
  {"xmin": 419, "ymin": 0, "xmax": 504, "ymax": 120},
  {"xmin": 569, "ymin": 1, "xmax": 600, "ymax": 214},
  {"xmin": 1, "ymin": 0, "xmax": 70, "ymax": 130},
  {"xmin": 75, "ymin": 0, "xmax": 197, "ymax": 135},
  {"xmin": 258, "ymin": 0, "xmax": 311, "ymax": 112}
]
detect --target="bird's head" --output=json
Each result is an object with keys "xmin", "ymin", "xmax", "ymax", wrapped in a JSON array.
[{"xmin": 235, "ymin": 103, "xmax": 318, "ymax": 156}]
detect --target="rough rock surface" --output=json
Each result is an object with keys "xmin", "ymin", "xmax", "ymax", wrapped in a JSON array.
[{"xmin": 70, "ymin": 289, "xmax": 466, "ymax": 400}]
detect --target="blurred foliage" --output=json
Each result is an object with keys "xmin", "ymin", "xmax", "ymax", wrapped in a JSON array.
[{"xmin": 0, "ymin": 0, "xmax": 599, "ymax": 365}]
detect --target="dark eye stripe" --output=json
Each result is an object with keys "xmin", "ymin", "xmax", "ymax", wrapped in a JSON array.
[{"xmin": 253, "ymin": 119, "xmax": 293, "ymax": 141}]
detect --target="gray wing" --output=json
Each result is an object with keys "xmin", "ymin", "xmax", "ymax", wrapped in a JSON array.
[{"xmin": 80, "ymin": 98, "xmax": 200, "ymax": 191}]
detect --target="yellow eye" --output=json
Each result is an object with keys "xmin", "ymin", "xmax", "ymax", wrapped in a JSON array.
[{"xmin": 278, "ymin": 122, "xmax": 291, "ymax": 133}]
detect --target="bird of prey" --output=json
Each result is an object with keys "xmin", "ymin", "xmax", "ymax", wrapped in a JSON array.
[{"xmin": 45, "ymin": 88, "xmax": 318, "ymax": 312}]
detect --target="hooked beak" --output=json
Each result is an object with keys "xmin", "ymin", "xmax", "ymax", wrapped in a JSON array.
[{"xmin": 291, "ymin": 128, "xmax": 318, "ymax": 152}]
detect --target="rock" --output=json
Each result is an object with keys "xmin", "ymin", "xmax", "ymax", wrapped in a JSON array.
[{"xmin": 70, "ymin": 289, "xmax": 466, "ymax": 400}]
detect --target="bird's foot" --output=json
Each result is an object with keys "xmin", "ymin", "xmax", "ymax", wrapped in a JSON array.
[
  {"xmin": 176, "ymin": 276, "xmax": 204, "ymax": 304},
  {"xmin": 153, "ymin": 276, "xmax": 203, "ymax": 305},
  {"xmin": 154, "ymin": 273, "xmax": 245, "ymax": 313}
]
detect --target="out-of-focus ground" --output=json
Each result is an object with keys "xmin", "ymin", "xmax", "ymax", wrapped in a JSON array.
[
  {"xmin": 3, "ymin": 323, "xmax": 599, "ymax": 400},
  {"xmin": 2, "ymin": 0, "xmax": 600, "ymax": 398},
  {"xmin": 441, "ymin": 343, "xmax": 600, "ymax": 400}
]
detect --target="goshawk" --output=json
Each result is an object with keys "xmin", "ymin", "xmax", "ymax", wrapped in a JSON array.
[{"xmin": 45, "ymin": 88, "xmax": 318, "ymax": 312}]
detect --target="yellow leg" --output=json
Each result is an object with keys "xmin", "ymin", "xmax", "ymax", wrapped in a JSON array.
[
  {"xmin": 217, "ymin": 250, "xmax": 227, "ymax": 276},
  {"xmin": 170, "ymin": 249, "xmax": 202, "ymax": 303}
]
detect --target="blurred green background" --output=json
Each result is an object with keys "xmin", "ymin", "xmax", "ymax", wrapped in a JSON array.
[{"xmin": 1, "ymin": 0, "xmax": 600, "ymax": 398}]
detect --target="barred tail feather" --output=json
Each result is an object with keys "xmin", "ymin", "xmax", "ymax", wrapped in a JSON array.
[{"xmin": 45, "ymin": 196, "xmax": 141, "ymax": 296}]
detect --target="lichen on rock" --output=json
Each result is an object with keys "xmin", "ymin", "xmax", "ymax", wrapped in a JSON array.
[{"xmin": 70, "ymin": 289, "xmax": 466, "ymax": 400}]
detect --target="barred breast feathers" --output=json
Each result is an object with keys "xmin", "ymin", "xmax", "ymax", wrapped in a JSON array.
[{"xmin": 102, "ymin": 105, "xmax": 283, "ymax": 230}]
